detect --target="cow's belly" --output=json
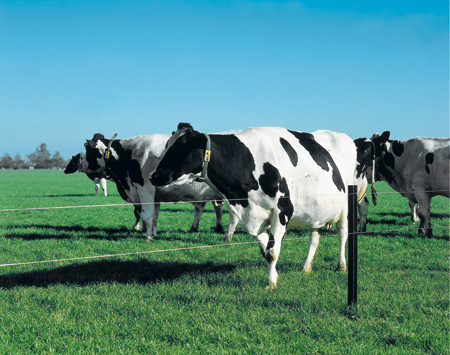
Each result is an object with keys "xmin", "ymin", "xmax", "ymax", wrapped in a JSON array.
[
  {"xmin": 288, "ymin": 194, "xmax": 346, "ymax": 229},
  {"xmin": 155, "ymin": 181, "xmax": 221, "ymax": 203}
]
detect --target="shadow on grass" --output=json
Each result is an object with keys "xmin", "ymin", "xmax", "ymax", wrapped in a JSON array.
[
  {"xmin": 0, "ymin": 259, "xmax": 237, "ymax": 289},
  {"xmin": 4, "ymin": 224, "xmax": 140, "ymax": 240},
  {"xmin": 375, "ymin": 212, "xmax": 450, "ymax": 219},
  {"xmin": 5, "ymin": 224, "xmax": 246, "ymax": 241}
]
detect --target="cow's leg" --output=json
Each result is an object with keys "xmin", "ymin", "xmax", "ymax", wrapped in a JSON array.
[
  {"xmin": 409, "ymin": 200, "xmax": 419, "ymax": 223},
  {"xmin": 255, "ymin": 232, "xmax": 269, "ymax": 257},
  {"xmin": 223, "ymin": 211, "xmax": 239, "ymax": 242},
  {"xmin": 212, "ymin": 201, "xmax": 224, "ymax": 234},
  {"xmin": 94, "ymin": 178, "xmax": 100, "ymax": 196},
  {"xmin": 151, "ymin": 203, "xmax": 161, "ymax": 237},
  {"xmin": 189, "ymin": 202, "xmax": 206, "ymax": 232},
  {"xmin": 140, "ymin": 202, "xmax": 158, "ymax": 240},
  {"xmin": 335, "ymin": 215, "xmax": 348, "ymax": 272},
  {"xmin": 358, "ymin": 196, "xmax": 369, "ymax": 233},
  {"xmin": 415, "ymin": 193, "xmax": 432, "ymax": 237},
  {"xmin": 101, "ymin": 178, "xmax": 107, "ymax": 196},
  {"xmin": 302, "ymin": 229, "xmax": 320, "ymax": 273},
  {"xmin": 264, "ymin": 220, "xmax": 286, "ymax": 289},
  {"xmin": 132, "ymin": 205, "xmax": 141, "ymax": 231}
]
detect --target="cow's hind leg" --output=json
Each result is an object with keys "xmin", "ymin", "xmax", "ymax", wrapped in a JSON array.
[
  {"xmin": 302, "ymin": 229, "xmax": 320, "ymax": 273},
  {"xmin": 335, "ymin": 216, "xmax": 348, "ymax": 272},
  {"xmin": 189, "ymin": 202, "xmax": 205, "ymax": 232}
]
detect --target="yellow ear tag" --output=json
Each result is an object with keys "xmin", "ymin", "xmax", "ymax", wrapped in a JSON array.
[
  {"xmin": 105, "ymin": 151, "xmax": 110, "ymax": 159},
  {"xmin": 204, "ymin": 150, "xmax": 211, "ymax": 162}
]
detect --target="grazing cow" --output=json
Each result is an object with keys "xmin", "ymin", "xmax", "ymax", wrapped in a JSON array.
[
  {"xmin": 151, "ymin": 125, "xmax": 359, "ymax": 288},
  {"xmin": 353, "ymin": 138, "xmax": 377, "ymax": 232},
  {"xmin": 65, "ymin": 153, "xmax": 108, "ymax": 196},
  {"xmin": 370, "ymin": 131, "xmax": 449, "ymax": 237},
  {"xmin": 78, "ymin": 133, "xmax": 229, "ymax": 240}
]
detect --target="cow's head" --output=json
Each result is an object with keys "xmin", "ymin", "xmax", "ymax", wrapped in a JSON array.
[
  {"xmin": 151, "ymin": 124, "xmax": 207, "ymax": 186},
  {"xmin": 165, "ymin": 122, "xmax": 194, "ymax": 150},
  {"xmin": 79, "ymin": 133, "xmax": 117, "ymax": 174},
  {"xmin": 370, "ymin": 131, "xmax": 390, "ymax": 158},
  {"xmin": 354, "ymin": 138, "xmax": 375, "ymax": 181},
  {"xmin": 64, "ymin": 153, "xmax": 82, "ymax": 174}
]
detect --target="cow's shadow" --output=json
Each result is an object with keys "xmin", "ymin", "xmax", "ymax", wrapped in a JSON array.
[
  {"xmin": 0, "ymin": 259, "xmax": 236, "ymax": 289},
  {"xmin": 4, "ymin": 224, "xmax": 246, "ymax": 241},
  {"xmin": 3, "ymin": 224, "xmax": 139, "ymax": 240}
]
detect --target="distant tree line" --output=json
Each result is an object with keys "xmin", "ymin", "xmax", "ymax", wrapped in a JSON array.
[{"xmin": 0, "ymin": 143, "xmax": 68, "ymax": 170}]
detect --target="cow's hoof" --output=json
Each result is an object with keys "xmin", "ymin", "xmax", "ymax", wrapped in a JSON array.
[
  {"xmin": 302, "ymin": 265, "xmax": 313, "ymax": 274},
  {"xmin": 223, "ymin": 235, "xmax": 233, "ymax": 242},
  {"xmin": 188, "ymin": 227, "xmax": 198, "ymax": 233},
  {"xmin": 146, "ymin": 236, "xmax": 154, "ymax": 241},
  {"xmin": 214, "ymin": 225, "xmax": 224, "ymax": 234},
  {"xmin": 265, "ymin": 281, "xmax": 277, "ymax": 290},
  {"xmin": 335, "ymin": 264, "xmax": 347, "ymax": 272}
]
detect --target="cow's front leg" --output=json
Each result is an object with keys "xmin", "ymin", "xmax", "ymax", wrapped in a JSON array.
[
  {"xmin": 212, "ymin": 201, "xmax": 224, "ymax": 234},
  {"xmin": 140, "ymin": 203, "xmax": 157, "ymax": 240},
  {"xmin": 415, "ymin": 193, "xmax": 431, "ymax": 237},
  {"xmin": 132, "ymin": 205, "xmax": 141, "ymax": 231},
  {"xmin": 357, "ymin": 196, "xmax": 369, "ymax": 233},
  {"xmin": 264, "ymin": 221, "xmax": 286, "ymax": 289},
  {"xmin": 409, "ymin": 200, "xmax": 419, "ymax": 223},
  {"xmin": 302, "ymin": 229, "xmax": 320, "ymax": 273},
  {"xmin": 223, "ymin": 211, "xmax": 239, "ymax": 242}
]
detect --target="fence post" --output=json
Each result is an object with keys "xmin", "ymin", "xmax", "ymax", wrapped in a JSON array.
[{"xmin": 348, "ymin": 185, "xmax": 358, "ymax": 306}]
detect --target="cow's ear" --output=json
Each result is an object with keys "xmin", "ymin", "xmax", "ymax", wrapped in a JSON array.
[
  {"xmin": 380, "ymin": 131, "xmax": 390, "ymax": 142},
  {"xmin": 86, "ymin": 140, "xmax": 96, "ymax": 149}
]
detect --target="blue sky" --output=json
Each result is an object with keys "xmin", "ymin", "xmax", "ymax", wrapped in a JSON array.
[{"xmin": 0, "ymin": 0, "xmax": 448, "ymax": 159}]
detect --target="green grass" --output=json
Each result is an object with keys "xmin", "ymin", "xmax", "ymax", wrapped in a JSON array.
[{"xmin": 0, "ymin": 170, "xmax": 448, "ymax": 354}]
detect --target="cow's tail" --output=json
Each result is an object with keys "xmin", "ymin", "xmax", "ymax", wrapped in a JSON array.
[{"xmin": 371, "ymin": 159, "xmax": 377, "ymax": 206}]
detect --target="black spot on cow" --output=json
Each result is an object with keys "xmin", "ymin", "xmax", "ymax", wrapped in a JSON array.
[
  {"xmin": 425, "ymin": 152, "xmax": 435, "ymax": 175},
  {"xmin": 265, "ymin": 233, "xmax": 276, "ymax": 262},
  {"xmin": 383, "ymin": 152, "xmax": 395, "ymax": 170},
  {"xmin": 107, "ymin": 141, "xmax": 145, "ymax": 187},
  {"xmin": 288, "ymin": 131, "xmax": 345, "ymax": 192},
  {"xmin": 392, "ymin": 140, "xmax": 404, "ymax": 157},
  {"xmin": 354, "ymin": 138, "xmax": 374, "ymax": 179},
  {"xmin": 280, "ymin": 138, "xmax": 298, "ymax": 167},
  {"xmin": 258, "ymin": 162, "xmax": 293, "ymax": 226},
  {"xmin": 278, "ymin": 177, "xmax": 293, "ymax": 226},
  {"xmin": 207, "ymin": 134, "xmax": 259, "ymax": 208},
  {"xmin": 259, "ymin": 163, "xmax": 281, "ymax": 198}
]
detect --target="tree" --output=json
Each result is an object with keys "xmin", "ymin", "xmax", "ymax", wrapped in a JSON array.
[
  {"xmin": 27, "ymin": 143, "xmax": 51, "ymax": 169},
  {"xmin": 0, "ymin": 153, "xmax": 14, "ymax": 169},
  {"xmin": 50, "ymin": 151, "xmax": 67, "ymax": 169},
  {"xmin": 13, "ymin": 154, "xmax": 27, "ymax": 169}
]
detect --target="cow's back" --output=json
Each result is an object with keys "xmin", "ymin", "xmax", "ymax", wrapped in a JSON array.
[
  {"xmin": 391, "ymin": 138, "xmax": 449, "ymax": 197},
  {"xmin": 233, "ymin": 127, "xmax": 356, "ymax": 230}
]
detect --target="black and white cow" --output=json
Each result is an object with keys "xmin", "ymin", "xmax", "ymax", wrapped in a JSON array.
[
  {"xmin": 353, "ymin": 138, "xmax": 377, "ymax": 232},
  {"xmin": 370, "ymin": 131, "xmax": 449, "ymax": 237},
  {"xmin": 78, "ymin": 133, "xmax": 231, "ymax": 240},
  {"xmin": 151, "ymin": 125, "xmax": 359, "ymax": 288},
  {"xmin": 65, "ymin": 153, "xmax": 108, "ymax": 196},
  {"xmin": 65, "ymin": 152, "xmax": 144, "ymax": 230}
]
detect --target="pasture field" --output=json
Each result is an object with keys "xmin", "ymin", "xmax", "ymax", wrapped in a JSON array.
[{"xmin": 0, "ymin": 169, "xmax": 448, "ymax": 354}]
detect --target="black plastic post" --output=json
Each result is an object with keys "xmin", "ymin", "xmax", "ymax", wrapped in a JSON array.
[{"xmin": 348, "ymin": 185, "xmax": 358, "ymax": 306}]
